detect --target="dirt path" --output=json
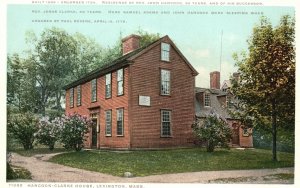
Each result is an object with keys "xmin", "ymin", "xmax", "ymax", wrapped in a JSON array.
[{"xmin": 10, "ymin": 152, "xmax": 294, "ymax": 183}]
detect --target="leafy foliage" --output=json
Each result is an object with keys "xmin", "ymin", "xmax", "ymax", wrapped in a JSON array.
[
  {"xmin": 36, "ymin": 116, "xmax": 63, "ymax": 150},
  {"xmin": 192, "ymin": 112, "xmax": 232, "ymax": 152},
  {"xmin": 60, "ymin": 113, "xmax": 92, "ymax": 151},
  {"xmin": 231, "ymin": 15, "xmax": 295, "ymax": 160},
  {"xmin": 7, "ymin": 113, "xmax": 39, "ymax": 150}
]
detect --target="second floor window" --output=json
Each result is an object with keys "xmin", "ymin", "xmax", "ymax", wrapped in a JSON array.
[
  {"xmin": 105, "ymin": 73, "xmax": 111, "ymax": 98},
  {"xmin": 77, "ymin": 85, "xmax": 81, "ymax": 106},
  {"xmin": 117, "ymin": 68, "xmax": 124, "ymax": 96},
  {"xmin": 91, "ymin": 79, "xmax": 97, "ymax": 102},
  {"xmin": 204, "ymin": 93, "xmax": 210, "ymax": 107},
  {"xmin": 161, "ymin": 69, "xmax": 170, "ymax": 95},
  {"xmin": 69, "ymin": 88, "xmax": 74, "ymax": 108},
  {"xmin": 161, "ymin": 43, "xmax": 170, "ymax": 61},
  {"xmin": 227, "ymin": 96, "xmax": 233, "ymax": 108}
]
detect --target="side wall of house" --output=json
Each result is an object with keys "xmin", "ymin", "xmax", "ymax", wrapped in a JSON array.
[
  {"xmin": 65, "ymin": 67, "xmax": 130, "ymax": 148},
  {"xmin": 129, "ymin": 38, "xmax": 196, "ymax": 148}
]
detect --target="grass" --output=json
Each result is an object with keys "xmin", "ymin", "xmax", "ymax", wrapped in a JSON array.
[
  {"xmin": 7, "ymin": 164, "xmax": 32, "ymax": 180},
  {"xmin": 10, "ymin": 148, "xmax": 70, "ymax": 157},
  {"xmin": 48, "ymin": 148, "xmax": 294, "ymax": 177}
]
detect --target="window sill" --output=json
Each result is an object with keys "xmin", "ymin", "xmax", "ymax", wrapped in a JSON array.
[
  {"xmin": 160, "ymin": 135, "xmax": 173, "ymax": 138},
  {"xmin": 117, "ymin": 135, "xmax": 124, "ymax": 137},
  {"xmin": 160, "ymin": 94, "xmax": 171, "ymax": 97},
  {"xmin": 91, "ymin": 100, "xmax": 97, "ymax": 103},
  {"xmin": 161, "ymin": 60, "xmax": 170, "ymax": 63},
  {"xmin": 117, "ymin": 94, "xmax": 124, "ymax": 97},
  {"xmin": 105, "ymin": 97, "xmax": 112, "ymax": 100},
  {"xmin": 105, "ymin": 134, "xmax": 112, "ymax": 137}
]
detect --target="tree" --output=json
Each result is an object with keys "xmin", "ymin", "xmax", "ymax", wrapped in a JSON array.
[
  {"xmin": 60, "ymin": 113, "xmax": 92, "ymax": 151},
  {"xmin": 192, "ymin": 112, "xmax": 232, "ymax": 152},
  {"xmin": 231, "ymin": 15, "xmax": 295, "ymax": 161},
  {"xmin": 7, "ymin": 113, "xmax": 39, "ymax": 150}
]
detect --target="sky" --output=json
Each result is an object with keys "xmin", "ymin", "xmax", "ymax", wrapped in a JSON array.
[{"xmin": 7, "ymin": 4, "xmax": 295, "ymax": 88}]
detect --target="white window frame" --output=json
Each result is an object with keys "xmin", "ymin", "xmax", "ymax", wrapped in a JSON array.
[
  {"xmin": 105, "ymin": 73, "xmax": 111, "ymax": 98},
  {"xmin": 105, "ymin": 110, "xmax": 112, "ymax": 136},
  {"xmin": 161, "ymin": 43, "xmax": 170, "ymax": 61},
  {"xmin": 161, "ymin": 69, "xmax": 171, "ymax": 95},
  {"xmin": 77, "ymin": 85, "xmax": 81, "ymax": 106},
  {"xmin": 117, "ymin": 68, "xmax": 124, "ymax": 96},
  {"xmin": 91, "ymin": 79, "xmax": 97, "ymax": 102},
  {"xmin": 204, "ymin": 93, "xmax": 210, "ymax": 107},
  {"xmin": 69, "ymin": 88, "xmax": 74, "ymax": 108},
  {"xmin": 161, "ymin": 110, "xmax": 172, "ymax": 137},
  {"xmin": 116, "ymin": 108, "xmax": 124, "ymax": 136}
]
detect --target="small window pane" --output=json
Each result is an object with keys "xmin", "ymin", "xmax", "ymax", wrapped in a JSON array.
[{"xmin": 204, "ymin": 93, "xmax": 210, "ymax": 107}]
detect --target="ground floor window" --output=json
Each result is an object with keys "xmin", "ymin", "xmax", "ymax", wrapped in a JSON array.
[
  {"xmin": 116, "ymin": 108, "xmax": 124, "ymax": 136},
  {"xmin": 105, "ymin": 110, "xmax": 112, "ymax": 136},
  {"xmin": 161, "ymin": 110, "xmax": 172, "ymax": 137}
]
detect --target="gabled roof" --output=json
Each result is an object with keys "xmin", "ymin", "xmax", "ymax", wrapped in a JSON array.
[
  {"xmin": 195, "ymin": 87, "xmax": 233, "ymax": 119},
  {"xmin": 64, "ymin": 35, "xmax": 198, "ymax": 90}
]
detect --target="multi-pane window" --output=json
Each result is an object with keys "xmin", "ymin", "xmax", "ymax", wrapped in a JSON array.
[
  {"xmin": 161, "ymin": 110, "xmax": 171, "ymax": 137},
  {"xmin": 77, "ymin": 85, "xmax": 81, "ymax": 106},
  {"xmin": 116, "ymin": 108, "xmax": 124, "ymax": 136},
  {"xmin": 117, "ymin": 68, "xmax": 124, "ymax": 96},
  {"xmin": 204, "ymin": 93, "xmax": 210, "ymax": 107},
  {"xmin": 105, "ymin": 73, "xmax": 111, "ymax": 98},
  {"xmin": 91, "ymin": 79, "xmax": 97, "ymax": 102},
  {"xmin": 105, "ymin": 110, "xmax": 112, "ymax": 136},
  {"xmin": 161, "ymin": 69, "xmax": 170, "ymax": 95},
  {"xmin": 69, "ymin": 88, "xmax": 74, "ymax": 108},
  {"xmin": 161, "ymin": 43, "xmax": 170, "ymax": 61}
]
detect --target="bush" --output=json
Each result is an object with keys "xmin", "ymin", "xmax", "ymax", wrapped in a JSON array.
[
  {"xmin": 7, "ymin": 113, "xmax": 39, "ymax": 150},
  {"xmin": 60, "ymin": 113, "xmax": 92, "ymax": 151},
  {"xmin": 192, "ymin": 112, "xmax": 232, "ymax": 152},
  {"xmin": 36, "ymin": 116, "xmax": 62, "ymax": 150}
]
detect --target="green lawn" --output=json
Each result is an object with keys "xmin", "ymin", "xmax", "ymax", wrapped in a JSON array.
[{"xmin": 49, "ymin": 148, "xmax": 294, "ymax": 177}]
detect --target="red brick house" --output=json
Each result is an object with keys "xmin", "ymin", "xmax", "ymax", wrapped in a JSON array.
[
  {"xmin": 64, "ymin": 34, "xmax": 198, "ymax": 149},
  {"xmin": 195, "ymin": 71, "xmax": 253, "ymax": 147}
]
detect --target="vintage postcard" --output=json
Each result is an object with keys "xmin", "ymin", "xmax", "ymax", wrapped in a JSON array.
[{"xmin": 2, "ymin": 0, "xmax": 298, "ymax": 187}]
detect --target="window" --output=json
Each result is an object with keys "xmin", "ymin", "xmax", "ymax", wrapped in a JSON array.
[
  {"xmin": 243, "ymin": 128, "xmax": 249, "ymax": 137},
  {"xmin": 105, "ymin": 73, "xmax": 111, "ymax": 98},
  {"xmin": 161, "ymin": 69, "xmax": 170, "ymax": 95},
  {"xmin": 204, "ymin": 93, "xmax": 210, "ymax": 107},
  {"xmin": 227, "ymin": 96, "xmax": 233, "ymax": 108},
  {"xmin": 69, "ymin": 88, "xmax": 74, "ymax": 108},
  {"xmin": 77, "ymin": 85, "xmax": 81, "ymax": 106},
  {"xmin": 116, "ymin": 108, "xmax": 124, "ymax": 136},
  {"xmin": 161, "ymin": 110, "xmax": 171, "ymax": 137},
  {"xmin": 161, "ymin": 43, "xmax": 170, "ymax": 61},
  {"xmin": 91, "ymin": 79, "xmax": 97, "ymax": 102},
  {"xmin": 117, "ymin": 69, "xmax": 124, "ymax": 96},
  {"xmin": 105, "ymin": 110, "xmax": 112, "ymax": 136}
]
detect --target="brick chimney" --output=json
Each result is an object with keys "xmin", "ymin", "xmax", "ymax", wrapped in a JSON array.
[
  {"xmin": 210, "ymin": 71, "xmax": 220, "ymax": 89},
  {"xmin": 122, "ymin": 34, "xmax": 141, "ymax": 55}
]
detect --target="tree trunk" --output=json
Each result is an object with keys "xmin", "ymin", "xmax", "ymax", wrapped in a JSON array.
[{"xmin": 271, "ymin": 99, "xmax": 277, "ymax": 161}]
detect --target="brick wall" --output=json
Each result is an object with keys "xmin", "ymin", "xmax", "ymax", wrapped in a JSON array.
[
  {"xmin": 129, "ymin": 37, "xmax": 196, "ymax": 148},
  {"xmin": 65, "ymin": 67, "xmax": 130, "ymax": 149}
]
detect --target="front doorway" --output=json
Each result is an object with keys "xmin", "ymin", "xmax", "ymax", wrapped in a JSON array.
[
  {"xmin": 91, "ymin": 119, "xmax": 97, "ymax": 147},
  {"xmin": 231, "ymin": 123, "xmax": 240, "ymax": 145}
]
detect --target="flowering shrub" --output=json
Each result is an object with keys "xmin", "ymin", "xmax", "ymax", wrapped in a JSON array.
[
  {"xmin": 60, "ymin": 113, "xmax": 92, "ymax": 151},
  {"xmin": 36, "ymin": 116, "xmax": 62, "ymax": 150},
  {"xmin": 192, "ymin": 112, "xmax": 232, "ymax": 152},
  {"xmin": 7, "ymin": 113, "xmax": 39, "ymax": 150}
]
